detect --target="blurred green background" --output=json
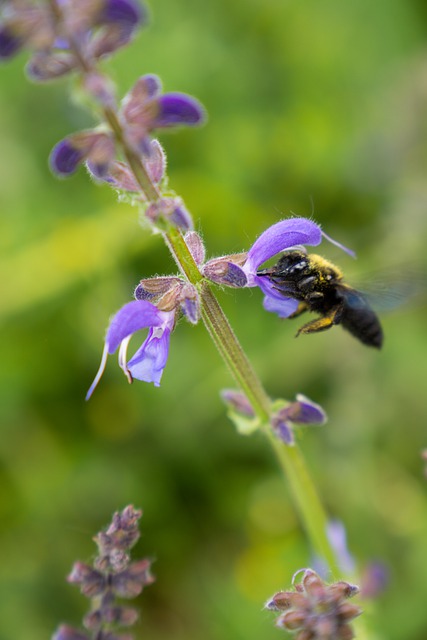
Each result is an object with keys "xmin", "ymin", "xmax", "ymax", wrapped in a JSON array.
[{"xmin": 1, "ymin": 0, "xmax": 427, "ymax": 639}]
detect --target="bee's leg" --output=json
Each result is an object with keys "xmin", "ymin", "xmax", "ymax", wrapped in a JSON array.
[
  {"xmin": 288, "ymin": 302, "xmax": 309, "ymax": 319},
  {"xmin": 296, "ymin": 305, "xmax": 343, "ymax": 337}
]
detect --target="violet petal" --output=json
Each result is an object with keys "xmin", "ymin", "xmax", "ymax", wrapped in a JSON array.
[
  {"xmin": 244, "ymin": 218, "xmax": 322, "ymax": 281},
  {"xmin": 0, "ymin": 27, "xmax": 23, "ymax": 60},
  {"xmin": 286, "ymin": 394, "xmax": 327, "ymax": 424},
  {"xmin": 106, "ymin": 300, "xmax": 164, "ymax": 353},
  {"xmin": 154, "ymin": 93, "xmax": 205, "ymax": 128},
  {"xmin": 127, "ymin": 325, "xmax": 171, "ymax": 385},
  {"xmin": 100, "ymin": 0, "xmax": 146, "ymax": 27},
  {"xmin": 262, "ymin": 293, "xmax": 299, "ymax": 318},
  {"xmin": 49, "ymin": 139, "xmax": 85, "ymax": 176}
]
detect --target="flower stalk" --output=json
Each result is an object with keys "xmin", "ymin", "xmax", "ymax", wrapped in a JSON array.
[{"xmin": 90, "ymin": 84, "xmax": 343, "ymax": 577}]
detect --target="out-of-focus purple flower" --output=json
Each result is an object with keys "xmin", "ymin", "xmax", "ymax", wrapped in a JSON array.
[
  {"xmin": 221, "ymin": 389, "xmax": 255, "ymax": 418},
  {"xmin": 0, "ymin": 24, "xmax": 24, "ymax": 59},
  {"xmin": 1, "ymin": 0, "xmax": 146, "ymax": 74},
  {"xmin": 52, "ymin": 625, "xmax": 89, "ymax": 640},
  {"xmin": 86, "ymin": 300, "xmax": 175, "ymax": 399},
  {"xmin": 266, "ymin": 568, "xmax": 362, "ymax": 638},
  {"xmin": 326, "ymin": 520, "xmax": 356, "ymax": 575},
  {"xmin": 100, "ymin": 0, "xmax": 144, "ymax": 27},
  {"xmin": 271, "ymin": 394, "xmax": 326, "ymax": 445},
  {"xmin": 87, "ymin": 137, "xmax": 165, "ymax": 190},
  {"xmin": 145, "ymin": 196, "xmax": 194, "ymax": 231},
  {"xmin": 53, "ymin": 506, "xmax": 154, "ymax": 640},
  {"xmin": 50, "ymin": 131, "xmax": 115, "ymax": 177},
  {"xmin": 120, "ymin": 74, "xmax": 205, "ymax": 155},
  {"xmin": 360, "ymin": 562, "xmax": 389, "ymax": 599}
]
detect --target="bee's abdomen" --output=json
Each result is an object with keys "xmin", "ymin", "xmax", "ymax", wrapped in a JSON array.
[{"xmin": 341, "ymin": 307, "xmax": 383, "ymax": 348}]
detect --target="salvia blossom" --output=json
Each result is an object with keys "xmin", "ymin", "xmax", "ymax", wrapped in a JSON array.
[
  {"xmin": 203, "ymin": 217, "xmax": 354, "ymax": 318},
  {"xmin": 86, "ymin": 279, "xmax": 200, "ymax": 399},
  {"xmin": 271, "ymin": 394, "xmax": 326, "ymax": 445},
  {"xmin": 86, "ymin": 300, "xmax": 175, "ymax": 399},
  {"xmin": 265, "ymin": 568, "xmax": 362, "ymax": 640},
  {"xmin": 0, "ymin": 0, "xmax": 146, "ymax": 75},
  {"xmin": 52, "ymin": 505, "xmax": 154, "ymax": 640}
]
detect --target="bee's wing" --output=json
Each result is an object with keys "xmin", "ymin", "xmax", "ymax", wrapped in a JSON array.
[{"xmin": 340, "ymin": 268, "xmax": 426, "ymax": 313}]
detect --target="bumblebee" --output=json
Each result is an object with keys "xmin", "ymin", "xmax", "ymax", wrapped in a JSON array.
[{"xmin": 257, "ymin": 250, "xmax": 383, "ymax": 348}]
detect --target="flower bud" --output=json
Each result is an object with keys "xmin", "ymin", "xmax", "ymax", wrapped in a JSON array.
[
  {"xmin": 203, "ymin": 256, "xmax": 247, "ymax": 287},
  {"xmin": 221, "ymin": 389, "xmax": 255, "ymax": 418},
  {"xmin": 184, "ymin": 231, "xmax": 206, "ymax": 266},
  {"xmin": 179, "ymin": 284, "xmax": 200, "ymax": 324},
  {"xmin": 111, "ymin": 558, "xmax": 154, "ymax": 598},
  {"xmin": 67, "ymin": 562, "xmax": 106, "ymax": 597},
  {"xmin": 51, "ymin": 625, "xmax": 89, "ymax": 640}
]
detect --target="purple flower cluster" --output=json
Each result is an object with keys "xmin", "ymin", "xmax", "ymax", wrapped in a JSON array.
[
  {"xmin": 50, "ymin": 74, "xmax": 205, "ymax": 181},
  {"xmin": 0, "ymin": 0, "xmax": 145, "ymax": 77},
  {"xmin": 87, "ymin": 217, "xmax": 351, "ymax": 402},
  {"xmin": 265, "ymin": 568, "xmax": 362, "ymax": 639},
  {"xmin": 52, "ymin": 505, "xmax": 154, "ymax": 640},
  {"xmin": 221, "ymin": 389, "xmax": 326, "ymax": 444}
]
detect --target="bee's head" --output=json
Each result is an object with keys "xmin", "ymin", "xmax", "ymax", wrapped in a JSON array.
[{"xmin": 257, "ymin": 250, "xmax": 309, "ymax": 280}]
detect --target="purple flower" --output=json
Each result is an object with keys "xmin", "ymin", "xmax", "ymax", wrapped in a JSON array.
[
  {"xmin": 243, "ymin": 218, "xmax": 323, "ymax": 317},
  {"xmin": 0, "ymin": 25, "xmax": 23, "ymax": 60},
  {"xmin": 50, "ymin": 131, "xmax": 115, "ymax": 177},
  {"xmin": 120, "ymin": 74, "xmax": 205, "ymax": 155},
  {"xmin": 86, "ymin": 300, "xmax": 175, "ymax": 399},
  {"xmin": 271, "ymin": 394, "xmax": 326, "ymax": 445},
  {"xmin": 204, "ymin": 217, "xmax": 354, "ymax": 319}
]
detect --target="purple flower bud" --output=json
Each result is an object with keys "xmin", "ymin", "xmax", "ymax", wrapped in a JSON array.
[
  {"xmin": 51, "ymin": 625, "xmax": 89, "ymax": 640},
  {"xmin": 221, "ymin": 389, "xmax": 255, "ymax": 418},
  {"xmin": 50, "ymin": 131, "xmax": 115, "ymax": 177},
  {"xmin": 326, "ymin": 520, "xmax": 355, "ymax": 574},
  {"xmin": 360, "ymin": 562, "xmax": 389, "ymax": 599},
  {"xmin": 184, "ymin": 231, "xmax": 206, "ymax": 266},
  {"xmin": 68, "ymin": 562, "xmax": 107, "ymax": 597},
  {"xmin": 26, "ymin": 51, "xmax": 77, "ymax": 81},
  {"xmin": 169, "ymin": 201, "xmax": 193, "ymax": 231},
  {"xmin": 271, "ymin": 395, "xmax": 326, "ymax": 444},
  {"xmin": 154, "ymin": 93, "xmax": 205, "ymax": 128},
  {"xmin": 0, "ymin": 25, "xmax": 23, "ymax": 59},
  {"xmin": 179, "ymin": 284, "xmax": 200, "ymax": 324},
  {"xmin": 203, "ymin": 258, "xmax": 248, "ymax": 288},
  {"xmin": 267, "ymin": 569, "xmax": 362, "ymax": 638},
  {"xmin": 50, "ymin": 139, "xmax": 86, "ymax": 176},
  {"xmin": 134, "ymin": 277, "xmax": 182, "ymax": 302},
  {"xmin": 84, "ymin": 605, "xmax": 138, "ymax": 629},
  {"xmin": 121, "ymin": 75, "xmax": 205, "ymax": 154},
  {"xmin": 99, "ymin": 0, "xmax": 146, "ymax": 29},
  {"xmin": 145, "ymin": 197, "xmax": 192, "ymax": 231},
  {"xmin": 145, "ymin": 139, "xmax": 166, "ymax": 183},
  {"xmin": 111, "ymin": 559, "xmax": 155, "ymax": 598},
  {"xmin": 271, "ymin": 415, "xmax": 295, "ymax": 445}
]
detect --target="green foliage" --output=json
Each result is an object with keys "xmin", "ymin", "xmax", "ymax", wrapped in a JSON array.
[{"xmin": 1, "ymin": 1, "xmax": 427, "ymax": 639}]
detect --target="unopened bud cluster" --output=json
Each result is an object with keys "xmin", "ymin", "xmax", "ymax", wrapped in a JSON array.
[
  {"xmin": 265, "ymin": 569, "xmax": 362, "ymax": 640},
  {"xmin": 52, "ymin": 506, "xmax": 154, "ymax": 640}
]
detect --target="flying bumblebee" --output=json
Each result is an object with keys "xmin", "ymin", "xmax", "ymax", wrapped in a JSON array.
[{"xmin": 257, "ymin": 250, "xmax": 383, "ymax": 348}]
